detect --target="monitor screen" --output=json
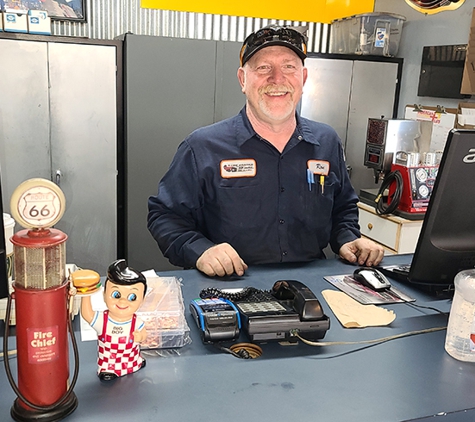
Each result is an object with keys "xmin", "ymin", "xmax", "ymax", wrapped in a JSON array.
[{"xmin": 408, "ymin": 129, "xmax": 475, "ymax": 287}]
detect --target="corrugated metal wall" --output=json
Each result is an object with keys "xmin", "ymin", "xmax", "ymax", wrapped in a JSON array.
[{"xmin": 51, "ymin": 0, "xmax": 330, "ymax": 52}]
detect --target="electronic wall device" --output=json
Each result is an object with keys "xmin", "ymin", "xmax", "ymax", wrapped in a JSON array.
[
  {"xmin": 380, "ymin": 129, "xmax": 475, "ymax": 292},
  {"xmin": 200, "ymin": 280, "xmax": 330, "ymax": 342},
  {"xmin": 418, "ymin": 44, "xmax": 468, "ymax": 99},
  {"xmin": 189, "ymin": 297, "xmax": 241, "ymax": 343}
]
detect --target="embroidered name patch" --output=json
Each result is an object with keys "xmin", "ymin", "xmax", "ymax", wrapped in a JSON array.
[
  {"xmin": 220, "ymin": 159, "xmax": 257, "ymax": 178},
  {"xmin": 307, "ymin": 160, "xmax": 330, "ymax": 175}
]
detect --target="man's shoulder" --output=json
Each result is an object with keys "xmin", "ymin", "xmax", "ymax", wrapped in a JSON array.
[
  {"xmin": 190, "ymin": 114, "xmax": 240, "ymax": 138},
  {"xmin": 297, "ymin": 116, "xmax": 342, "ymax": 148},
  {"xmin": 299, "ymin": 115, "xmax": 338, "ymax": 136}
]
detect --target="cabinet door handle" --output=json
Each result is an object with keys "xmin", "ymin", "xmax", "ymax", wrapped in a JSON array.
[
  {"xmin": 55, "ymin": 169, "xmax": 62, "ymax": 187},
  {"xmin": 367, "ymin": 223, "xmax": 373, "ymax": 230}
]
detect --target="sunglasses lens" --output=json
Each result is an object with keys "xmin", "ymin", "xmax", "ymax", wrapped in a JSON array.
[{"xmin": 240, "ymin": 26, "xmax": 307, "ymax": 65}]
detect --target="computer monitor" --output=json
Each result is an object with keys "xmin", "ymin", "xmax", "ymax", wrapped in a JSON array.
[
  {"xmin": 407, "ymin": 128, "xmax": 475, "ymax": 289},
  {"xmin": 0, "ymin": 169, "xmax": 9, "ymax": 299}
]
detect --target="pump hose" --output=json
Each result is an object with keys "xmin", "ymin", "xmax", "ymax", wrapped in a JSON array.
[
  {"xmin": 3, "ymin": 288, "xmax": 80, "ymax": 411},
  {"xmin": 374, "ymin": 169, "xmax": 403, "ymax": 215}
]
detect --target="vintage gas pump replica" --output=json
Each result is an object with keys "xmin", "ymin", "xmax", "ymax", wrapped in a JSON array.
[{"xmin": 3, "ymin": 178, "xmax": 78, "ymax": 421}]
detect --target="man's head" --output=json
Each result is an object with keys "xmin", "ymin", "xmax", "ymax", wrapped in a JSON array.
[
  {"xmin": 239, "ymin": 25, "xmax": 308, "ymax": 67},
  {"xmin": 238, "ymin": 26, "xmax": 308, "ymax": 127}
]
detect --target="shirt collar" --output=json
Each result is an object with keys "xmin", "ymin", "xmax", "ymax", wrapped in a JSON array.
[
  {"xmin": 234, "ymin": 107, "xmax": 321, "ymax": 147},
  {"xmin": 295, "ymin": 113, "xmax": 321, "ymax": 146}
]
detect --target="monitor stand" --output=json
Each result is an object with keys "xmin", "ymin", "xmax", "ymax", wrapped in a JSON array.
[
  {"xmin": 379, "ymin": 265, "xmax": 455, "ymax": 300},
  {"xmin": 411, "ymin": 282, "xmax": 455, "ymax": 300}
]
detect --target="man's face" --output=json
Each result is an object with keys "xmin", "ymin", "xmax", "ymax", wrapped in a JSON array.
[
  {"xmin": 238, "ymin": 45, "xmax": 307, "ymax": 125},
  {"xmin": 104, "ymin": 281, "xmax": 145, "ymax": 322}
]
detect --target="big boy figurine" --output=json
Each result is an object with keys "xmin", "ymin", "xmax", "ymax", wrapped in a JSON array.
[{"xmin": 79, "ymin": 259, "xmax": 148, "ymax": 381}]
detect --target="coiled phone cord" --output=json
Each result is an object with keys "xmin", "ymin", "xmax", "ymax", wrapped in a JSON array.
[{"xmin": 200, "ymin": 286, "xmax": 268, "ymax": 301}]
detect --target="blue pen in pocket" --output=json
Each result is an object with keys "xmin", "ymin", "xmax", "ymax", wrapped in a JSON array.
[{"xmin": 307, "ymin": 168, "xmax": 314, "ymax": 191}]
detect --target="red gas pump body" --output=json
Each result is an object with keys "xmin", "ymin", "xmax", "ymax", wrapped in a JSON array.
[
  {"xmin": 8, "ymin": 228, "xmax": 77, "ymax": 421},
  {"xmin": 13, "ymin": 281, "xmax": 70, "ymax": 407}
]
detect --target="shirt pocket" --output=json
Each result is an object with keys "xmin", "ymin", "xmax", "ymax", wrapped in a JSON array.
[
  {"xmin": 219, "ymin": 177, "xmax": 260, "ymax": 189},
  {"xmin": 216, "ymin": 178, "xmax": 264, "ymax": 228},
  {"xmin": 304, "ymin": 172, "xmax": 337, "ymax": 221}
]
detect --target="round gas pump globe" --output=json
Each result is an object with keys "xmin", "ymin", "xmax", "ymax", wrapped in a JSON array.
[{"xmin": 10, "ymin": 178, "xmax": 66, "ymax": 229}]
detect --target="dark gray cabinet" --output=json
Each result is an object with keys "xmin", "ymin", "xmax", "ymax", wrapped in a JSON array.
[
  {"xmin": 0, "ymin": 35, "xmax": 120, "ymax": 273},
  {"xmin": 124, "ymin": 34, "xmax": 244, "ymax": 272}
]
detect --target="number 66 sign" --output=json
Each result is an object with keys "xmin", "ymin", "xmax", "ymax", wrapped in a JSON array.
[{"xmin": 10, "ymin": 179, "xmax": 66, "ymax": 229}]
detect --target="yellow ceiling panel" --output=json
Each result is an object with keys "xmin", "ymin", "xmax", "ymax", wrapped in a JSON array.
[{"xmin": 140, "ymin": 0, "xmax": 374, "ymax": 24}]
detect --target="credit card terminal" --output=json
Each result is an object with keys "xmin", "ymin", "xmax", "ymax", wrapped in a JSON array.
[{"xmin": 189, "ymin": 298, "xmax": 241, "ymax": 343}]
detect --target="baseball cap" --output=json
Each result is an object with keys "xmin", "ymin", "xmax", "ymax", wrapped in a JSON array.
[{"xmin": 240, "ymin": 25, "xmax": 308, "ymax": 67}]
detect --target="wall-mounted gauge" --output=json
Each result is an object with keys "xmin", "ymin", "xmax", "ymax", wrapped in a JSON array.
[
  {"xmin": 418, "ymin": 184, "xmax": 430, "ymax": 198},
  {"xmin": 416, "ymin": 167, "xmax": 428, "ymax": 182}
]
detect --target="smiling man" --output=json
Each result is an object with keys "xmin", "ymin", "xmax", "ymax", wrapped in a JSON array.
[{"xmin": 148, "ymin": 25, "xmax": 384, "ymax": 277}]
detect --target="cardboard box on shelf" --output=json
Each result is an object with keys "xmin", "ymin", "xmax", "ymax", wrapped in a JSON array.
[
  {"xmin": 456, "ymin": 102, "xmax": 475, "ymax": 129},
  {"xmin": 3, "ymin": 9, "xmax": 28, "ymax": 33},
  {"xmin": 28, "ymin": 10, "xmax": 51, "ymax": 35}
]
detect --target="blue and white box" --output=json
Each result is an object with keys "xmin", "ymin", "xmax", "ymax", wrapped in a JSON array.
[
  {"xmin": 28, "ymin": 10, "xmax": 51, "ymax": 35},
  {"xmin": 3, "ymin": 9, "xmax": 28, "ymax": 33}
]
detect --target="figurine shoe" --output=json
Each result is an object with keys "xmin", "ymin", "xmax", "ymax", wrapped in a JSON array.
[{"xmin": 99, "ymin": 371, "xmax": 118, "ymax": 382}]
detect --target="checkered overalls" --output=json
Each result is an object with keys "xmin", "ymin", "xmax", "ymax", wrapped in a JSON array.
[{"xmin": 97, "ymin": 310, "xmax": 144, "ymax": 377}]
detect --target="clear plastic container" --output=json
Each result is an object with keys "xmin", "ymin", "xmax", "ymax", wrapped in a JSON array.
[
  {"xmin": 445, "ymin": 269, "xmax": 475, "ymax": 362},
  {"xmin": 137, "ymin": 276, "xmax": 191, "ymax": 350},
  {"xmin": 330, "ymin": 12, "xmax": 406, "ymax": 57}
]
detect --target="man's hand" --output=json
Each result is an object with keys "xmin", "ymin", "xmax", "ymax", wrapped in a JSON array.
[
  {"xmin": 339, "ymin": 238, "xmax": 384, "ymax": 267},
  {"xmin": 196, "ymin": 243, "xmax": 248, "ymax": 277}
]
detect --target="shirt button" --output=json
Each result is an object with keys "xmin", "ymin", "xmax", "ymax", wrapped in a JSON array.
[
  {"xmin": 280, "ymin": 187, "xmax": 285, "ymax": 192},
  {"xmin": 282, "ymin": 251, "xmax": 288, "ymax": 256},
  {"xmin": 279, "ymin": 219, "xmax": 285, "ymax": 224},
  {"xmin": 298, "ymin": 136, "xmax": 303, "ymax": 140}
]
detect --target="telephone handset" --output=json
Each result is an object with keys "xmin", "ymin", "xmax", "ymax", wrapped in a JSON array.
[{"xmin": 271, "ymin": 280, "xmax": 324, "ymax": 321}]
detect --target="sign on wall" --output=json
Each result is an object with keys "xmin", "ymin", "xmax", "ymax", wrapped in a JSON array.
[{"xmin": 140, "ymin": 0, "xmax": 374, "ymax": 24}]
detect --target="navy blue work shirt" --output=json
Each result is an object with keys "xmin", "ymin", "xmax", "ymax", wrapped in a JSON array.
[{"xmin": 148, "ymin": 107, "xmax": 361, "ymax": 269}]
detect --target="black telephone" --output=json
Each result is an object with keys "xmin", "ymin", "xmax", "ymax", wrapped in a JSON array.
[{"xmin": 199, "ymin": 280, "xmax": 330, "ymax": 342}]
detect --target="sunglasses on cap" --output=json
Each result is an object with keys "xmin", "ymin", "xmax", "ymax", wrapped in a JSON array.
[{"xmin": 240, "ymin": 26, "xmax": 308, "ymax": 67}]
